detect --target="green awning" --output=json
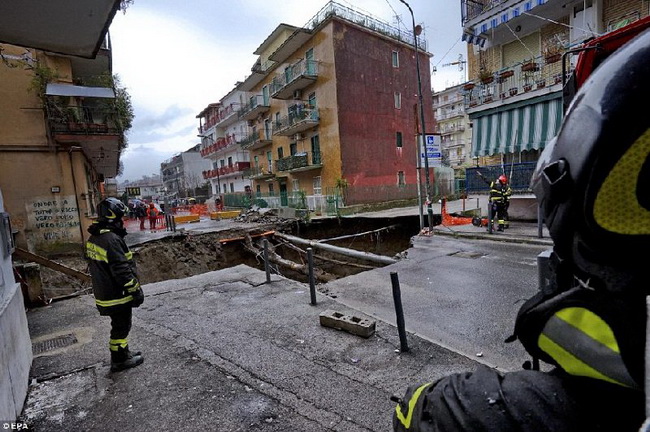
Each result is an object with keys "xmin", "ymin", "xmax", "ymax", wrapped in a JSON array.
[{"xmin": 471, "ymin": 96, "xmax": 563, "ymax": 157}]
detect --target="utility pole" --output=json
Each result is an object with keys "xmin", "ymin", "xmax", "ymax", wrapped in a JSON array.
[{"xmin": 398, "ymin": 0, "xmax": 433, "ymax": 229}]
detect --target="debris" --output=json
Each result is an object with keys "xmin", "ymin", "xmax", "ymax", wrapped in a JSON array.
[{"xmin": 476, "ymin": 352, "xmax": 483, "ymax": 357}]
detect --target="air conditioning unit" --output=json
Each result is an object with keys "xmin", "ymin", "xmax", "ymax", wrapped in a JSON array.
[{"xmin": 293, "ymin": 89, "xmax": 302, "ymax": 99}]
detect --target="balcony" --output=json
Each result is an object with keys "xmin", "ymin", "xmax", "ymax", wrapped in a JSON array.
[
  {"xmin": 270, "ymin": 58, "xmax": 318, "ymax": 100},
  {"xmin": 238, "ymin": 95, "xmax": 270, "ymax": 121},
  {"xmin": 276, "ymin": 151, "xmax": 322, "ymax": 173},
  {"xmin": 200, "ymin": 134, "xmax": 239, "ymax": 157},
  {"xmin": 464, "ymin": 53, "xmax": 572, "ymax": 110},
  {"xmin": 203, "ymin": 162, "xmax": 251, "ymax": 180},
  {"xmin": 215, "ymin": 104, "xmax": 240, "ymax": 128},
  {"xmin": 244, "ymin": 164, "xmax": 275, "ymax": 180},
  {"xmin": 240, "ymin": 130, "xmax": 273, "ymax": 151},
  {"xmin": 272, "ymin": 108, "xmax": 319, "ymax": 136}
]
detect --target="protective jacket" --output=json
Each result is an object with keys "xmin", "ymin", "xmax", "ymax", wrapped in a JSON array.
[{"xmin": 86, "ymin": 222, "xmax": 143, "ymax": 315}]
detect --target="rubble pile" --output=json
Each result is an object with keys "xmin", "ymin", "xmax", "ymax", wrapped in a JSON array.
[{"xmin": 233, "ymin": 206, "xmax": 297, "ymax": 227}]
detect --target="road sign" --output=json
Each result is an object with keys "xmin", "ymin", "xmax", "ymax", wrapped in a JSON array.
[{"xmin": 418, "ymin": 134, "xmax": 442, "ymax": 168}]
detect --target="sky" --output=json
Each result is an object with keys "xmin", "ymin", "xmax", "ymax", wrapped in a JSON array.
[{"xmin": 110, "ymin": 0, "xmax": 467, "ymax": 183}]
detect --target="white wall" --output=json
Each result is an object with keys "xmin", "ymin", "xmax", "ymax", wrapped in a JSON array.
[{"xmin": 0, "ymin": 187, "xmax": 33, "ymax": 421}]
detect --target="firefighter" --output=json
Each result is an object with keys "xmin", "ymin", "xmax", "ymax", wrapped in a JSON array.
[
  {"xmin": 393, "ymin": 27, "xmax": 650, "ymax": 431},
  {"xmin": 477, "ymin": 171, "xmax": 509, "ymax": 231},
  {"xmin": 500, "ymin": 174, "xmax": 512, "ymax": 228},
  {"xmin": 86, "ymin": 197, "xmax": 145, "ymax": 372}
]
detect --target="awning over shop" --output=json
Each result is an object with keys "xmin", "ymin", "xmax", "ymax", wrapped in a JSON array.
[{"xmin": 470, "ymin": 96, "xmax": 562, "ymax": 157}]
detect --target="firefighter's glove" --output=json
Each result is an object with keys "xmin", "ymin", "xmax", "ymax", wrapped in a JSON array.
[{"xmin": 131, "ymin": 288, "xmax": 145, "ymax": 308}]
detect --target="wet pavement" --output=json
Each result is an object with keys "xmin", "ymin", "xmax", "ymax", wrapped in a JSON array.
[{"xmin": 19, "ymin": 198, "xmax": 553, "ymax": 431}]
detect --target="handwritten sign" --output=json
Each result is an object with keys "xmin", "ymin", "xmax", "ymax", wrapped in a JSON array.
[{"xmin": 27, "ymin": 196, "xmax": 81, "ymax": 242}]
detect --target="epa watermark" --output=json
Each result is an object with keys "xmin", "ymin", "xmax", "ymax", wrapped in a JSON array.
[{"xmin": 1, "ymin": 422, "xmax": 30, "ymax": 430}]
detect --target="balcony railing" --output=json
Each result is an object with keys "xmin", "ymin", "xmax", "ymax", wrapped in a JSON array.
[
  {"xmin": 202, "ymin": 162, "xmax": 251, "ymax": 179},
  {"xmin": 243, "ymin": 164, "xmax": 275, "ymax": 180},
  {"xmin": 464, "ymin": 53, "xmax": 572, "ymax": 109},
  {"xmin": 240, "ymin": 130, "xmax": 273, "ymax": 151},
  {"xmin": 272, "ymin": 107, "xmax": 319, "ymax": 136},
  {"xmin": 46, "ymin": 104, "xmax": 123, "ymax": 135},
  {"xmin": 276, "ymin": 151, "xmax": 322, "ymax": 172},
  {"xmin": 215, "ymin": 104, "xmax": 240, "ymax": 128},
  {"xmin": 270, "ymin": 58, "xmax": 318, "ymax": 100},
  {"xmin": 306, "ymin": 1, "xmax": 426, "ymax": 50},
  {"xmin": 200, "ymin": 134, "xmax": 238, "ymax": 157},
  {"xmin": 238, "ymin": 94, "xmax": 270, "ymax": 121}
]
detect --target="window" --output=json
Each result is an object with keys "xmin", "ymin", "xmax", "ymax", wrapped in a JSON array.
[
  {"xmin": 227, "ymin": 156, "xmax": 233, "ymax": 167},
  {"xmin": 290, "ymin": 142, "xmax": 297, "ymax": 155},
  {"xmin": 313, "ymin": 176, "xmax": 322, "ymax": 195},
  {"xmin": 266, "ymin": 151, "xmax": 273, "ymax": 173},
  {"xmin": 277, "ymin": 147, "xmax": 284, "ymax": 159},
  {"xmin": 230, "ymin": 183, "xmax": 235, "ymax": 193},
  {"xmin": 396, "ymin": 131, "xmax": 403, "ymax": 148},
  {"xmin": 398, "ymin": 171, "xmax": 406, "ymax": 186},
  {"xmin": 311, "ymin": 135, "xmax": 321, "ymax": 164},
  {"xmin": 292, "ymin": 179, "xmax": 300, "ymax": 191},
  {"xmin": 268, "ymin": 183, "xmax": 275, "ymax": 196},
  {"xmin": 256, "ymin": 184, "xmax": 261, "ymax": 195},
  {"xmin": 308, "ymin": 92, "xmax": 316, "ymax": 109},
  {"xmin": 392, "ymin": 50, "xmax": 399, "ymax": 67},
  {"xmin": 394, "ymin": 92, "xmax": 401, "ymax": 109}
]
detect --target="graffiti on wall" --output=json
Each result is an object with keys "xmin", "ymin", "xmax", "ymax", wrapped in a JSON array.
[{"xmin": 26, "ymin": 196, "xmax": 81, "ymax": 243}]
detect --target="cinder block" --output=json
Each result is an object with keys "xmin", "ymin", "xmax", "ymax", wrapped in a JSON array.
[{"xmin": 319, "ymin": 309, "xmax": 376, "ymax": 338}]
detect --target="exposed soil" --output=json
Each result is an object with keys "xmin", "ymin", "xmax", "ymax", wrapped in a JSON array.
[{"xmin": 33, "ymin": 216, "xmax": 421, "ymax": 302}]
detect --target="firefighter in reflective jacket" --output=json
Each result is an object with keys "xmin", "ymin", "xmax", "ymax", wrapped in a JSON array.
[
  {"xmin": 477, "ymin": 171, "xmax": 509, "ymax": 231},
  {"xmin": 86, "ymin": 197, "xmax": 145, "ymax": 372},
  {"xmin": 393, "ymin": 28, "xmax": 650, "ymax": 431}
]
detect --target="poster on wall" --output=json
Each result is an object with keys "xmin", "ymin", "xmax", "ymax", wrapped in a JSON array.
[{"xmin": 26, "ymin": 196, "xmax": 81, "ymax": 246}]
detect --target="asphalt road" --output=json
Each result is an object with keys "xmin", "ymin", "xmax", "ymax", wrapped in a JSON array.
[{"xmin": 323, "ymin": 234, "xmax": 551, "ymax": 372}]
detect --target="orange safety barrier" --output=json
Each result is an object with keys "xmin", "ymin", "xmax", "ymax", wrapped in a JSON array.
[{"xmin": 440, "ymin": 198, "xmax": 473, "ymax": 226}]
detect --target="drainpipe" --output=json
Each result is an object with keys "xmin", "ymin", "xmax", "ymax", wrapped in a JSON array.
[{"xmin": 68, "ymin": 147, "xmax": 86, "ymax": 251}]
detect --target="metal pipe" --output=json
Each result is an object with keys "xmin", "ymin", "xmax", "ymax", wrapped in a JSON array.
[
  {"xmin": 274, "ymin": 232, "xmax": 398, "ymax": 265},
  {"xmin": 263, "ymin": 238, "xmax": 271, "ymax": 283},
  {"xmin": 390, "ymin": 272, "xmax": 409, "ymax": 352},
  {"xmin": 307, "ymin": 248, "xmax": 316, "ymax": 305}
]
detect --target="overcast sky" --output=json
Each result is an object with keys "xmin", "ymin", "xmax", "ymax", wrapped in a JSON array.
[{"xmin": 110, "ymin": 0, "xmax": 467, "ymax": 183}]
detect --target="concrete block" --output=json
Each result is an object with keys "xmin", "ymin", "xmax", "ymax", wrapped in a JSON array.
[
  {"xmin": 14, "ymin": 262, "xmax": 43, "ymax": 304},
  {"xmin": 319, "ymin": 309, "xmax": 376, "ymax": 338}
]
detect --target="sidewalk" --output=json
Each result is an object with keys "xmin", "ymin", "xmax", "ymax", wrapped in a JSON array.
[{"xmin": 21, "ymin": 266, "xmax": 480, "ymax": 431}]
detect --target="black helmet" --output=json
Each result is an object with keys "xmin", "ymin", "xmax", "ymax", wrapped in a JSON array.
[
  {"xmin": 97, "ymin": 197, "xmax": 128, "ymax": 223},
  {"xmin": 531, "ymin": 28, "xmax": 650, "ymax": 293}
]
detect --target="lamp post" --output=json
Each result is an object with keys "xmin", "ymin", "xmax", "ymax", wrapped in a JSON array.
[
  {"xmin": 198, "ymin": 134, "xmax": 221, "ymax": 199},
  {"xmin": 398, "ymin": 0, "xmax": 434, "ymax": 230}
]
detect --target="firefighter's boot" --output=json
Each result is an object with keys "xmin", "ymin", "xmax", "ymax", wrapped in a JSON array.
[
  {"xmin": 111, "ymin": 347, "xmax": 144, "ymax": 372},
  {"xmin": 497, "ymin": 224, "xmax": 504, "ymax": 232}
]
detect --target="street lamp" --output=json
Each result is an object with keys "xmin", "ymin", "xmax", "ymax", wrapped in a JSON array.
[
  {"xmin": 398, "ymin": 0, "xmax": 434, "ymax": 230},
  {"xmin": 198, "ymin": 134, "xmax": 221, "ymax": 199}
]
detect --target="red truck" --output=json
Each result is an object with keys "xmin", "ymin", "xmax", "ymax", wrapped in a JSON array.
[{"xmin": 562, "ymin": 15, "xmax": 650, "ymax": 112}]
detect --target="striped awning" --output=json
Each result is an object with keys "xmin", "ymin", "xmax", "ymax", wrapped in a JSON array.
[{"xmin": 471, "ymin": 96, "xmax": 563, "ymax": 157}]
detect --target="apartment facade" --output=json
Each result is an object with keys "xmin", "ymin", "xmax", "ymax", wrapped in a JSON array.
[
  {"xmin": 0, "ymin": 28, "xmax": 127, "ymax": 257},
  {"xmin": 432, "ymin": 84, "xmax": 472, "ymax": 171},
  {"xmin": 160, "ymin": 144, "xmax": 212, "ymax": 199},
  {"xmin": 199, "ymin": 2, "xmax": 438, "ymax": 210},
  {"xmin": 197, "ymin": 89, "xmax": 252, "ymax": 197},
  {"xmin": 460, "ymin": 0, "xmax": 648, "ymax": 168}
]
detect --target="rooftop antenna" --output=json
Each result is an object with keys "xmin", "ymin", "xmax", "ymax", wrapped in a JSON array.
[{"xmin": 441, "ymin": 53, "xmax": 467, "ymax": 82}]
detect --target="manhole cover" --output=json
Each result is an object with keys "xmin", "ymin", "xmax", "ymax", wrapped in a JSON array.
[
  {"xmin": 449, "ymin": 251, "xmax": 484, "ymax": 259},
  {"xmin": 33, "ymin": 333, "xmax": 78, "ymax": 355}
]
